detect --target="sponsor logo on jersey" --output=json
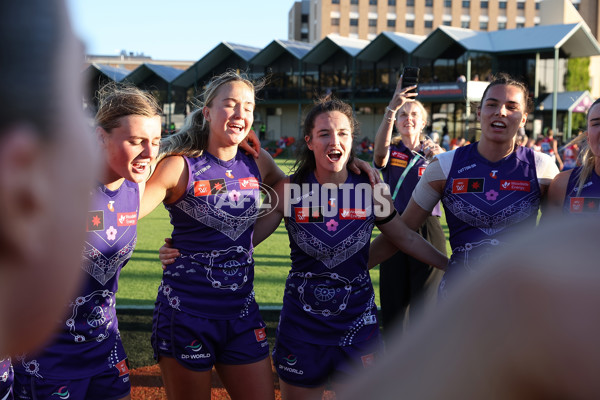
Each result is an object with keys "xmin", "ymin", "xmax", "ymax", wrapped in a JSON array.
[
  {"xmin": 361, "ymin": 353, "xmax": 375, "ymax": 368},
  {"xmin": 254, "ymin": 327, "xmax": 267, "ymax": 342},
  {"xmin": 418, "ymin": 166, "xmax": 426, "ymax": 177},
  {"xmin": 239, "ymin": 177, "xmax": 259, "ymax": 189},
  {"xmin": 490, "ymin": 170, "xmax": 499, "ymax": 179},
  {"xmin": 340, "ymin": 208, "xmax": 367, "ymax": 220},
  {"xmin": 225, "ymin": 169, "xmax": 234, "ymax": 179},
  {"xmin": 295, "ymin": 207, "xmax": 324, "ymax": 223},
  {"xmin": 451, "ymin": 178, "xmax": 484, "ymax": 193},
  {"xmin": 86, "ymin": 211, "xmax": 104, "ymax": 231},
  {"xmin": 390, "ymin": 150, "xmax": 409, "ymax": 160},
  {"xmin": 193, "ymin": 179, "xmax": 228, "ymax": 196},
  {"xmin": 107, "ymin": 200, "xmax": 115, "ymax": 212},
  {"xmin": 181, "ymin": 339, "xmax": 211, "ymax": 359},
  {"xmin": 117, "ymin": 212, "xmax": 137, "ymax": 226},
  {"xmin": 115, "ymin": 359, "xmax": 130, "ymax": 377},
  {"xmin": 500, "ymin": 180, "xmax": 530, "ymax": 192},
  {"xmin": 51, "ymin": 386, "xmax": 70, "ymax": 399},
  {"xmin": 570, "ymin": 197, "xmax": 600, "ymax": 213},
  {"xmin": 390, "ymin": 158, "xmax": 408, "ymax": 168}
]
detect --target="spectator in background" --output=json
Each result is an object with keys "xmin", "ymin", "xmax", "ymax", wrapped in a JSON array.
[{"xmin": 541, "ymin": 128, "xmax": 564, "ymax": 170}]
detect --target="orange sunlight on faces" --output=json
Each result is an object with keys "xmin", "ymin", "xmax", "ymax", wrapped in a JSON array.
[
  {"xmin": 100, "ymin": 114, "xmax": 162, "ymax": 189},
  {"xmin": 306, "ymin": 111, "xmax": 353, "ymax": 182},
  {"xmin": 204, "ymin": 81, "xmax": 255, "ymax": 149},
  {"xmin": 477, "ymin": 85, "xmax": 527, "ymax": 145}
]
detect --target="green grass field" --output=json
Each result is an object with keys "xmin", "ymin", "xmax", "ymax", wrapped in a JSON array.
[{"xmin": 116, "ymin": 158, "xmax": 450, "ymax": 308}]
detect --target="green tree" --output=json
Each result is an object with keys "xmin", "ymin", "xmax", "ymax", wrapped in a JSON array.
[{"xmin": 564, "ymin": 57, "xmax": 591, "ymax": 134}]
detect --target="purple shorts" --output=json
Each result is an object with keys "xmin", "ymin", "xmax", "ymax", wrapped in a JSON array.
[
  {"xmin": 272, "ymin": 332, "xmax": 382, "ymax": 388},
  {"xmin": 13, "ymin": 351, "xmax": 130, "ymax": 400},
  {"xmin": 151, "ymin": 301, "xmax": 270, "ymax": 371}
]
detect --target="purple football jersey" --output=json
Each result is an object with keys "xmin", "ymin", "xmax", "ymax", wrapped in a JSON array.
[
  {"xmin": 15, "ymin": 180, "xmax": 139, "ymax": 379},
  {"xmin": 440, "ymin": 143, "xmax": 541, "ymax": 293},
  {"xmin": 278, "ymin": 172, "xmax": 379, "ymax": 346},
  {"xmin": 563, "ymin": 166, "xmax": 600, "ymax": 215},
  {"xmin": 157, "ymin": 151, "xmax": 262, "ymax": 319}
]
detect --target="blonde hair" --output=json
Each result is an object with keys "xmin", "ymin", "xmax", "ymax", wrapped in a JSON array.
[
  {"xmin": 572, "ymin": 98, "xmax": 600, "ymax": 195},
  {"xmin": 95, "ymin": 83, "xmax": 162, "ymax": 131},
  {"xmin": 160, "ymin": 70, "xmax": 262, "ymax": 159},
  {"xmin": 391, "ymin": 99, "xmax": 428, "ymax": 146}
]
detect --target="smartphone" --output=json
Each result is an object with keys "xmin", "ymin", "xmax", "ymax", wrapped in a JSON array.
[{"xmin": 401, "ymin": 66, "xmax": 420, "ymax": 94}]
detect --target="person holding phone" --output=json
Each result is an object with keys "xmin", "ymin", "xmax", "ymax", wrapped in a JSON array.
[{"xmin": 373, "ymin": 74, "xmax": 446, "ymax": 334}]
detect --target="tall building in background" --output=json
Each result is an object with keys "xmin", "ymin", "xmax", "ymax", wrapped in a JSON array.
[{"xmin": 288, "ymin": 0, "xmax": 595, "ymax": 42}]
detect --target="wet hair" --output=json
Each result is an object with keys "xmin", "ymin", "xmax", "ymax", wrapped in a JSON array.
[
  {"xmin": 568, "ymin": 98, "xmax": 600, "ymax": 194},
  {"xmin": 391, "ymin": 99, "xmax": 428, "ymax": 146},
  {"xmin": 0, "ymin": 1, "xmax": 70, "ymax": 140},
  {"xmin": 478, "ymin": 72, "xmax": 533, "ymax": 114},
  {"xmin": 292, "ymin": 96, "xmax": 359, "ymax": 184},
  {"xmin": 160, "ymin": 70, "xmax": 263, "ymax": 158},
  {"xmin": 95, "ymin": 83, "xmax": 162, "ymax": 132}
]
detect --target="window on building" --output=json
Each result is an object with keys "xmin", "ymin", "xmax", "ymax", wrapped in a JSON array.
[
  {"xmin": 535, "ymin": 2, "xmax": 540, "ymax": 10},
  {"xmin": 498, "ymin": 21, "xmax": 506, "ymax": 29},
  {"xmin": 407, "ymin": 0, "xmax": 415, "ymax": 6},
  {"xmin": 425, "ymin": 0, "xmax": 433, "ymax": 6},
  {"xmin": 332, "ymin": 18, "xmax": 340, "ymax": 26},
  {"xmin": 369, "ymin": 19, "xmax": 377, "ymax": 27},
  {"xmin": 387, "ymin": 19, "xmax": 396, "ymax": 27},
  {"xmin": 517, "ymin": 1, "xmax": 525, "ymax": 9},
  {"xmin": 443, "ymin": 20, "xmax": 452, "ymax": 26},
  {"xmin": 516, "ymin": 22, "xmax": 525, "ymax": 28},
  {"xmin": 301, "ymin": 15, "xmax": 308, "ymax": 22},
  {"xmin": 351, "ymin": 0, "xmax": 359, "ymax": 3},
  {"xmin": 369, "ymin": 0, "xmax": 377, "ymax": 4},
  {"xmin": 425, "ymin": 20, "xmax": 433, "ymax": 28},
  {"xmin": 350, "ymin": 18, "xmax": 359, "ymax": 26},
  {"xmin": 462, "ymin": 1, "xmax": 470, "ymax": 8},
  {"xmin": 499, "ymin": 1, "xmax": 507, "ymax": 9},
  {"xmin": 388, "ymin": 0, "xmax": 396, "ymax": 5},
  {"xmin": 480, "ymin": 1, "xmax": 488, "ymax": 8},
  {"xmin": 573, "ymin": 3, "xmax": 579, "ymax": 10},
  {"xmin": 332, "ymin": 0, "xmax": 340, "ymax": 4},
  {"xmin": 461, "ymin": 20, "xmax": 470, "ymax": 28},
  {"xmin": 444, "ymin": 0, "xmax": 451, "ymax": 6},
  {"xmin": 406, "ymin": 19, "xmax": 414, "ymax": 28},
  {"xmin": 480, "ymin": 21, "xmax": 488, "ymax": 30}
]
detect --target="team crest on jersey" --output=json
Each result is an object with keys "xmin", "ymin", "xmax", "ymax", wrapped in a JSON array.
[
  {"xmin": 193, "ymin": 179, "xmax": 228, "ymax": 196},
  {"xmin": 452, "ymin": 178, "xmax": 484, "ymax": 193},
  {"xmin": 238, "ymin": 177, "xmax": 259, "ymax": 189},
  {"xmin": 295, "ymin": 207, "xmax": 324, "ymax": 223},
  {"xmin": 570, "ymin": 197, "xmax": 600, "ymax": 213},
  {"xmin": 86, "ymin": 211, "xmax": 104, "ymax": 231},
  {"xmin": 117, "ymin": 212, "xmax": 137, "ymax": 226},
  {"xmin": 339, "ymin": 208, "xmax": 367, "ymax": 220},
  {"xmin": 500, "ymin": 180, "xmax": 530, "ymax": 192}
]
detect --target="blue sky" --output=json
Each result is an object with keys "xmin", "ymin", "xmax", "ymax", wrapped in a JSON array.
[{"xmin": 66, "ymin": 0, "xmax": 291, "ymax": 61}]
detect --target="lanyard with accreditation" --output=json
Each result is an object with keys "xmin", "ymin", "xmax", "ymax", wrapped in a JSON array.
[{"xmin": 391, "ymin": 151, "xmax": 424, "ymax": 201}]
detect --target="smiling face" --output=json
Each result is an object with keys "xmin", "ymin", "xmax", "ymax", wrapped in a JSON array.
[
  {"xmin": 306, "ymin": 111, "xmax": 354, "ymax": 180},
  {"xmin": 396, "ymin": 101, "xmax": 427, "ymax": 139},
  {"xmin": 99, "ymin": 114, "xmax": 162, "ymax": 188},
  {"xmin": 203, "ymin": 81, "xmax": 255, "ymax": 149},
  {"xmin": 587, "ymin": 101, "xmax": 600, "ymax": 158},
  {"xmin": 477, "ymin": 84, "xmax": 528, "ymax": 145}
]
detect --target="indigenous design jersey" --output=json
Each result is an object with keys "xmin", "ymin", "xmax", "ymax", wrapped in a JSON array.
[
  {"xmin": 278, "ymin": 172, "xmax": 378, "ymax": 346},
  {"xmin": 15, "ymin": 181, "xmax": 139, "ymax": 379},
  {"xmin": 441, "ymin": 144, "xmax": 541, "ymax": 291},
  {"xmin": 563, "ymin": 167, "xmax": 600, "ymax": 215},
  {"xmin": 158, "ymin": 151, "xmax": 261, "ymax": 319},
  {"xmin": 379, "ymin": 142, "xmax": 441, "ymax": 216},
  {"xmin": 0, "ymin": 358, "xmax": 12, "ymax": 399}
]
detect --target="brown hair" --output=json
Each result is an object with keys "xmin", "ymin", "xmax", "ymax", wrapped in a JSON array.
[
  {"xmin": 292, "ymin": 96, "xmax": 358, "ymax": 183},
  {"xmin": 478, "ymin": 72, "xmax": 533, "ymax": 114},
  {"xmin": 95, "ymin": 83, "xmax": 162, "ymax": 132}
]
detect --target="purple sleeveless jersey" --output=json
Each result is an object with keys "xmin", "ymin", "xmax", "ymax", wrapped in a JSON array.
[
  {"xmin": 157, "ymin": 151, "xmax": 261, "ymax": 318},
  {"xmin": 277, "ymin": 171, "xmax": 378, "ymax": 346},
  {"xmin": 0, "ymin": 357, "xmax": 12, "ymax": 399},
  {"xmin": 563, "ymin": 166, "xmax": 600, "ymax": 215},
  {"xmin": 441, "ymin": 143, "xmax": 541, "ymax": 293},
  {"xmin": 15, "ymin": 180, "xmax": 139, "ymax": 379},
  {"xmin": 380, "ymin": 142, "xmax": 441, "ymax": 216}
]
